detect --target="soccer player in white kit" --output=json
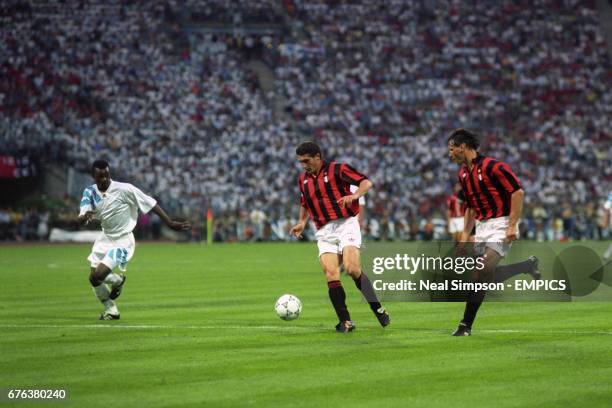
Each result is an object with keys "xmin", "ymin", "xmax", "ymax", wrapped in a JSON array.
[{"xmin": 79, "ymin": 160, "xmax": 191, "ymax": 320}]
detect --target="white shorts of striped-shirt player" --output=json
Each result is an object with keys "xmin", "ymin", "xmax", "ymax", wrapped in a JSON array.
[
  {"xmin": 474, "ymin": 216, "xmax": 517, "ymax": 258},
  {"xmin": 87, "ymin": 232, "xmax": 136, "ymax": 272},
  {"xmin": 315, "ymin": 216, "xmax": 362, "ymax": 257}
]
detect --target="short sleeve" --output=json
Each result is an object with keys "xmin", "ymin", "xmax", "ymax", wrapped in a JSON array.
[
  {"xmin": 491, "ymin": 162, "xmax": 521, "ymax": 193},
  {"xmin": 79, "ymin": 187, "xmax": 94, "ymax": 216},
  {"xmin": 339, "ymin": 163, "xmax": 367, "ymax": 186},
  {"xmin": 128, "ymin": 184, "xmax": 157, "ymax": 213}
]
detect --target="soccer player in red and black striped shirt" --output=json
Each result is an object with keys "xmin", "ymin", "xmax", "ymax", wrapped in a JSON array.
[
  {"xmin": 447, "ymin": 129, "xmax": 540, "ymax": 336},
  {"xmin": 289, "ymin": 141, "xmax": 389, "ymax": 333},
  {"xmin": 447, "ymin": 182, "xmax": 467, "ymax": 242}
]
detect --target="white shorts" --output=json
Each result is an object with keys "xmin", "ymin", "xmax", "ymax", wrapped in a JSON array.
[
  {"xmin": 316, "ymin": 216, "xmax": 361, "ymax": 257},
  {"xmin": 88, "ymin": 232, "xmax": 136, "ymax": 272},
  {"xmin": 449, "ymin": 217, "xmax": 464, "ymax": 233},
  {"xmin": 474, "ymin": 216, "xmax": 515, "ymax": 258}
]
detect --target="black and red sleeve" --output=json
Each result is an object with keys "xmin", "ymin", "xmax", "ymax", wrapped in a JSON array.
[
  {"xmin": 339, "ymin": 163, "xmax": 368, "ymax": 186},
  {"xmin": 491, "ymin": 162, "xmax": 522, "ymax": 194}
]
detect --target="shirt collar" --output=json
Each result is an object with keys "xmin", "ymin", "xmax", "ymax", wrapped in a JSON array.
[
  {"xmin": 307, "ymin": 161, "xmax": 327, "ymax": 178},
  {"xmin": 96, "ymin": 179, "xmax": 113, "ymax": 193},
  {"xmin": 471, "ymin": 154, "xmax": 484, "ymax": 165},
  {"xmin": 318, "ymin": 161, "xmax": 327, "ymax": 176}
]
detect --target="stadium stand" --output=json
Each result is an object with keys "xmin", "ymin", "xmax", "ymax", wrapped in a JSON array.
[{"xmin": 1, "ymin": 0, "xmax": 610, "ymax": 242}]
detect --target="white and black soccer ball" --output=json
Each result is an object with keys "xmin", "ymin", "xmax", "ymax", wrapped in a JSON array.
[{"xmin": 275, "ymin": 294, "xmax": 302, "ymax": 321}]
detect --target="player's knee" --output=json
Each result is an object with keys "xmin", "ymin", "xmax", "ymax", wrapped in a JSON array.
[
  {"xmin": 344, "ymin": 263, "xmax": 361, "ymax": 278},
  {"xmin": 90, "ymin": 264, "xmax": 111, "ymax": 285},
  {"xmin": 89, "ymin": 270, "xmax": 101, "ymax": 286},
  {"xmin": 323, "ymin": 267, "xmax": 339, "ymax": 281}
]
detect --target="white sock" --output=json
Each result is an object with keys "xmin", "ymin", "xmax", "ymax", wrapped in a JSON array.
[
  {"xmin": 102, "ymin": 299, "xmax": 119, "ymax": 316},
  {"xmin": 92, "ymin": 283, "xmax": 110, "ymax": 302},
  {"xmin": 605, "ymin": 244, "xmax": 612, "ymax": 259},
  {"xmin": 104, "ymin": 273, "xmax": 123, "ymax": 287}
]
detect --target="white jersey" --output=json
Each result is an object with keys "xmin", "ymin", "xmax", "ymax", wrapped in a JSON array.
[
  {"xmin": 350, "ymin": 185, "xmax": 366, "ymax": 206},
  {"xmin": 79, "ymin": 180, "xmax": 157, "ymax": 239},
  {"xmin": 605, "ymin": 192, "xmax": 612, "ymax": 211}
]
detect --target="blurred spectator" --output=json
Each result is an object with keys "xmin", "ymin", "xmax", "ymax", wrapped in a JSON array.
[
  {"xmin": 37, "ymin": 210, "xmax": 49, "ymax": 240},
  {"xmin": 0, "ymin": 0, "xmax": 610, "ymax": 242}
]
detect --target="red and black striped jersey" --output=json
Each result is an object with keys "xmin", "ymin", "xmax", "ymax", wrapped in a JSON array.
[
  {"xmin": 299, "ymin": 161, "xmax": 368, "ymax": 229},
  {"xmin": 447, "ymin": 192, "xmax": 466, "ymax": 218},
  {"xmin": 458, "ymin": 154, "xmax": 522, "ymax": 221}
]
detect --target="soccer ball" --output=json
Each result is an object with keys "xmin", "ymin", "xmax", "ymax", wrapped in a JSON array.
[{"xmin": 274, "ymin": 294, "xmax": 302, "ymax": 321}]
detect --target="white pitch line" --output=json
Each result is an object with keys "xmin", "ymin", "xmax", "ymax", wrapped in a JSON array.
[
  {"xmin": 0, "ymin": 324, "xmax": 611, "ymax": 335},
  {"xmin": 0, "ymin": 324, "xmax": 324, "ymax": 331}
]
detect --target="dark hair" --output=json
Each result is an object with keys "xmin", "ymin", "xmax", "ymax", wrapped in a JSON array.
[
  {"xmin": 296, "ymin": 141, "xmax": 321, "ymax": 157},
  {"xmin": 448, "ymin": 128, "xmax": 480, "ymax": 150},
  {"xmin": 91, "ymin": 159, "xmax": 110, "ymax": 174}
]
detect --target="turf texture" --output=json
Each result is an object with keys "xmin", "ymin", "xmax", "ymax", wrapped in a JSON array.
[{"xmin": 1, "ymin": 242, "xmax": 611, "ymax": 407}]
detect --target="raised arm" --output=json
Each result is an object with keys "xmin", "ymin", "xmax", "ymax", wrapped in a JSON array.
[{"xmin": 152, "ymin": 205, "xmax": 191, "ymax": 231}]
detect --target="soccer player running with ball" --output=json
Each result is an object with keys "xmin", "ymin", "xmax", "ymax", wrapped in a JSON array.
[
  {"xmin": 447, "ymin": 129, "xmax": 540, "ymax": 336},
  {"xmin": 290, "ymin": 142, "xmax": 389, "ymax": 333},
  {"xmin": 79, "ymin": 160, "xmax": 191, "ymax": 320}
]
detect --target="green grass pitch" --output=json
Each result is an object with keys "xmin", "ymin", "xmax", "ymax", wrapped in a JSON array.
[{"xmin": 1, "ymin": 242, "xmax": 611, "ymax": 407}]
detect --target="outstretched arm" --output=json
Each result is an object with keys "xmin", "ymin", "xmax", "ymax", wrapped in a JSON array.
[
  {"xmin": 152, "ymin": 205, "xmax": 191, "ymax": 231},
  {"xmin": 289, "ymin": 206, "xmax": 309, "ymax": 239}
]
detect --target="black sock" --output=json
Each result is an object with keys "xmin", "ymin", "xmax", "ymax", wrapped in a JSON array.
[
  {"xmin": 462, "ymin": 290, "xmax": 487, "ymax": 327},
  {"xmin": 328, "ymin": 280, "xmax": 351, "ymax": 322},
  {"xmin": 495, "ymin": 259, "xmax": 533, "ymax": 283},
  {"xmin": 353, "ymin": 273, "xmax": 382, "ymax": 312}
]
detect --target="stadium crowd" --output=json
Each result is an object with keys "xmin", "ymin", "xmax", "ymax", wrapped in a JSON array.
[
  {"xmin": 173, "ymin": 0, "xmax": 283, "ymax": 24},
  {"xmin": 1, "ymin": 0, "xmax": 610, "ymax": 242}
]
